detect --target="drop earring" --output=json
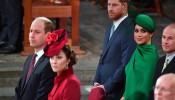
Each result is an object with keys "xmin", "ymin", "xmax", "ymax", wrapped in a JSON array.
[{"xmin": 66, "ymin": 63, "xmax": 69, "ymax": 69}]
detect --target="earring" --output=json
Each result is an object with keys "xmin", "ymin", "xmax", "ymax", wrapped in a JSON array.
[{"xmin": 66, "ymin": 63, "xmax": 68, "ymax": 69}]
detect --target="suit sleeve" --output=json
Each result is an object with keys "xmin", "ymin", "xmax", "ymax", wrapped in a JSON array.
[
  {"xmin": 34, "ymin": 63, "xmax": 56, "ymax": 100},
  {"xmin": 63, "ymin": 79, "xmax": 81, "ymax": 100},
  {"xmin": 94, "ymin": 24, "xmax": 112, "ymax": 84},
  {"xmin": 15, "ymin": 78, "xmax": 22, "ymax": 100},
  {"xmin": 104, "ymin": 27, "xmax": 136, "ymax": 93},
  {"xmin": 15, "ymin": 55, "xmax": 32, "ymax": 100},
  {"xmin": 94, "ymin": 56, "xmax": 103, "ymax": 83}
]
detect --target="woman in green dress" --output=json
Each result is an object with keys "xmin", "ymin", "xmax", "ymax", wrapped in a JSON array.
[{"xmin": 121, "ymin": 14, "xmax": 159, "ymax": 100}]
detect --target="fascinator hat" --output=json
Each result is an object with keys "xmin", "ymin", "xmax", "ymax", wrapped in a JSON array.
[{"xmin": 44, "ymin": 29, "xmax": 68, "ymax": 57}]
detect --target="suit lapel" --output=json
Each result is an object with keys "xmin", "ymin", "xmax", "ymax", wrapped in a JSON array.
[
  {"xmin": 103, "ymin": 23, "xmax": 112, "ymax": 47},
  {"xmin": 155, "ymin": 56, "xmax": 165, "ymax": 76},
  {"xmin": 101, "ymin": 17, "xmax": 130, "ymax": 59},
  {"xmin": 21, "ymin": 54, "xmax": 45, "ymax": 94},
  {"xmin": 31, "ymin": 55, "xmax": 44, "ymax": 75},
  {"xmin": 21, "ymin": 54, "xmax": 34, "ymax": 91},
  {"xmin": 163, "ymin": 56, "xmax": 175, "ymax": 73}
]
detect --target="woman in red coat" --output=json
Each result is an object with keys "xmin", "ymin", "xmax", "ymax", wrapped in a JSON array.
[{"xmin": 44, "ymin": 29, "xmax": 81, "ymax": 100}]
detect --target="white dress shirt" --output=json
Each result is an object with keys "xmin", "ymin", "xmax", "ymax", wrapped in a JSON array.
[{"xmin": 34, "ymin": 49, "xmax": 44, "ymax": 66}]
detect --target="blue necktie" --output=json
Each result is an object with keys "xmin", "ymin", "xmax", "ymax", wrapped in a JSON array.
[{"xmin": 109, "ymin": 24, "xmax": 115, "ymax": 40}]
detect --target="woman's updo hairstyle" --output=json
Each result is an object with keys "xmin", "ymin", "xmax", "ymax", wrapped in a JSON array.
[{"xmin": 62, "ymin": 44, "xmax": 78, "ymax": 67}]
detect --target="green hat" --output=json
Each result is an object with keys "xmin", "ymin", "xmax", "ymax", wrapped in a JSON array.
[{"xmin": 135, "ymin": 14, "xmax": 155, "ymax": 33}]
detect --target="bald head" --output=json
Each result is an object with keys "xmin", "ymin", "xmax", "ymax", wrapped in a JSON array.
[
  {"xmin": 162, "ymin": 23, "xmax": 175, "ymax": 56},
  {"xmin": 158, "ymin": 73, "xmax": 175, "ymax": 84},
  {"xmin": 154, "ymin": 73, "xmax": 175, "ymax": 100},
  {"xmin": 166, "ymin": 24, "xmax": 175, "ymax": 30},
  {"xmin": 163, "ymin": 24, "xmax": 175, "ymax": 36}
]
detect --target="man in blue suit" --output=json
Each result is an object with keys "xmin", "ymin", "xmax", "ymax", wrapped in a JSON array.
[{"xmin": 93, "ymin": 0, "xmax": 136, "ymax": 99}]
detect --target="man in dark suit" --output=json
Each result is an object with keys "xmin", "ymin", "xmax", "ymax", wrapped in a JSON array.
[
  {"xmin": 15, "ymin": 17, "xmax": 56, "ymax": 100},
  {"xmin": 92, "ymin": 0, "xmax": 136, "ymax": 99},
  {"xmin": 0, "ymin": 0, "xmax": 23, "ymax": 53},
  {"xmin": 149, "ymin": 23, "xmax": 175, "ymax": 100}
]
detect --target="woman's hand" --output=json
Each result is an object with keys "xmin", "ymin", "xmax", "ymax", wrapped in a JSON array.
[
  {"xmin": 91, "ymin": 83, "xmax": 100, "ymax": 89},
  {"xmin": 96, "ymin": 85, "xmax": 106, "ymax": 93},
  {"xmin": 120, "ymin": 96, "xmax": 125, "ymax": 100},
  {"xmin": 91, "ymin": 84, "xmax": 107, "ymax": 95}
]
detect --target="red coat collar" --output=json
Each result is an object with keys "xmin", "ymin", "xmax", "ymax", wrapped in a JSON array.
[{"xmin": 54, "ymin": 66, "xmax": 74, "ymax": 84}]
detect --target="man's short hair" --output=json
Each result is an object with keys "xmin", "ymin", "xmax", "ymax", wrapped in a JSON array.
[
  {"xmin": 119, "ymin": 0, "xmax": 130, "ymax": 4},
  {"xmin": 34, "ymin": 17, "xmax": 54, "ymax": 34}
]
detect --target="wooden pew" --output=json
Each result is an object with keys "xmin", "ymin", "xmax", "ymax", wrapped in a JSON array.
[
  {"xmin": 131, "ymin": 0, "xmax": 162, "ymax": 17},
  {"xmin": 22, "ymin": 0, "xmax": 84, "ymax": 55}
]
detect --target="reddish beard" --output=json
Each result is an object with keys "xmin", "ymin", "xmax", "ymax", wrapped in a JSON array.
[{"xmin": 108, "ymin": 12, "xmax": 124, "ymax": 21}]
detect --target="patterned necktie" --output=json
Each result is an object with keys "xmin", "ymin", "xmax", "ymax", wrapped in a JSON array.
[
  {"xmin": 109, "ymin": 24, "xmax": 115, "ymax": 40},
  {"xmin": 25, "ymin": 53, "xmax": 37, "ymax": 84},
  {"xmin": 161, "ymin": 57, "xmax": 168, "ymax": 73}
]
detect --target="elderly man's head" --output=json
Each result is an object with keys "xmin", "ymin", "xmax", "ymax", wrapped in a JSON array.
[{"xmin": 154, "ymin": 73, "xmax": 175, "ymax": 100}]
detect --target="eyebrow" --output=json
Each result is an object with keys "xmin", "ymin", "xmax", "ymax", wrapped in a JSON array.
[
  {"xmin": 141, "ymin": 28, "xmax": 147, "ymax": 31},
  {"xmin": 55, "ymin": 53, "xmax": 64, "ymax": 56},
  {"xmin": 30, "ymin": 29, "xmax": 41, "ymax": 32},
  {"xmin": 55, "ymin": 54, "xmax": 61, "ymax": 56}
]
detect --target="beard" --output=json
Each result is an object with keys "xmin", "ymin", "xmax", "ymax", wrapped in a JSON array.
[{"xmin": 108, "ymin": 10, "xmax": 125, "ymax": 21}]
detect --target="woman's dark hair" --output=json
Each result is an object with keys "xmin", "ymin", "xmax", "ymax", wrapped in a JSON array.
[
  {"xmin": 62, "ymin": 44, "xmax": 78, "ymax": 67},
  {"xmin": 134, "ymin": 23, "xmax": 153, "ymax": 34}
]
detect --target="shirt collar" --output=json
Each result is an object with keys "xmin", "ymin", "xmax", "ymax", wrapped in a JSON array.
[
  {"xmin": 113, "ymin": 14, "xmax": 128, "ymax": 31},
  {"xmin": 34, "ymin": 49, "xmax": 44, "ymax": 65},
  {"xmin": 166, "ymin": 53, "xmax": 175, "ymax": 64}
]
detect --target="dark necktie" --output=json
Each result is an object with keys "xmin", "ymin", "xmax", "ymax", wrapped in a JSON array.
[{"xmin": 25, "ymin": 53, "xmax": 37, "ymax": 84}]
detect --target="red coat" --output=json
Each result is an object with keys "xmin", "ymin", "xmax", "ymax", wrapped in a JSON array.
[{"xmin": 48, "ymin": 67, "xmax": 81, "ymax": 100}]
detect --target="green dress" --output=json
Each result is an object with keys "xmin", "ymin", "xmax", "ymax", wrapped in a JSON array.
[{"xmin": 124, "ymin": 44, "xmax": 159, "ymax": 100}]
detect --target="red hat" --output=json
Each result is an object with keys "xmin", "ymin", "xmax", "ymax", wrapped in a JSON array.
[{"xmin": 44, "ymin": 29, "xmax": 68, "ymax": 57}]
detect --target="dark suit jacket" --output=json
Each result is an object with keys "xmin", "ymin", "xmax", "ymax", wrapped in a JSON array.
[
  {"xmin": 15, "ymin": 53, "xmax": 56, "ymax": 100},
  {"xmin": 94, "ymin": 17, "xmax": 136, "ymax": 99},
  {"xmin": 149, "ymin": 56, "xmax": 175, "ymax": 100}
]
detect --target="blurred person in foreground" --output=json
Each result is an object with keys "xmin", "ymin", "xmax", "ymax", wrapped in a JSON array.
[
  {"xmin": 44, "ymin": 29, "xmax": 81, "ymax": 100},
  {"xmin": 15, "ymin": 17, "xmax": 56, "ymax": 100},
  {"xmin": 121, "ymin": 14, "xmax": 159, "ymax": 100},
  {"xmin": 154, "ymin": 73, "xmax": 175, "ymax": 100}
]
